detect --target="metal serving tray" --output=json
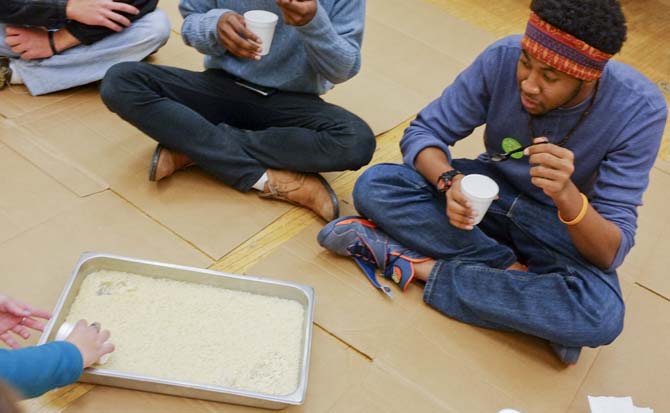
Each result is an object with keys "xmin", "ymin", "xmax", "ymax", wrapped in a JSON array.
[{"xmin": 38, "ymin": 252, "xmax": 315, "ymax": 409}]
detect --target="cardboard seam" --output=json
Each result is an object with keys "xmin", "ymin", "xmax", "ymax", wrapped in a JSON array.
[
  {"xmin": 372, "ymin": 358, "xmax": 459, "ymax": 412},
  {"xmin": 634, "ymin": 282, "xmax": 670, "ymax": 303},
  {"xmin": 109, "ymin": 188, "xmax": 216, "ymax": 263},
  {"xmin": 314, "ymin": 321, "xmax": 374, "ymax": 362},
  {"xmin": 0, "ymin": 121, "xmax": 109, "ymax": 197}
]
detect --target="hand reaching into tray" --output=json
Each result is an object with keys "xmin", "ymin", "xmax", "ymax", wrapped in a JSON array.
[
  {"xmin": 64, "ymin": 320, "xmax": 115, "ymax": 368},
  {"xmin": 0, "ymin": 295, "xmax": 51, "ymax": 349}
]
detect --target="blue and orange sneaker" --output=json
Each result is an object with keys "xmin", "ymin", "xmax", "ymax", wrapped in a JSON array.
[{"xmin": 317, "ymin": 216, "xmax": 430, "ymax": 298}]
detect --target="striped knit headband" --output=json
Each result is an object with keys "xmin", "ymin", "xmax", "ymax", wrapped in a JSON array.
[{"xmin": 521, "ymin": 12, "xmax": 612, "ymax": 81}]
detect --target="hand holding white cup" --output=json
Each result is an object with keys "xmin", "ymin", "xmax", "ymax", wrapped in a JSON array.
[
  {"xmin": 243, "ymin": 10, "xmax": 279, "ymax": 56},
  {"xmin": 459, "ymin": 174, "xmax": 499, "ymax": 225}
]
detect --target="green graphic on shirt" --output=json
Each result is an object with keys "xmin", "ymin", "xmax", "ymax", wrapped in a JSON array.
[{"xmin": 501, "ymin": 137, "xmax": 524, "ymax": 159}]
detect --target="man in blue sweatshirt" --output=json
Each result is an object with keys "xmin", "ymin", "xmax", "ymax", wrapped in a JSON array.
[
  {"xmin": 101, "ymin": 0, "xmax": 375, "ymax": 222},
  {"xmin": 318, "ymin": 0, "xmax": 668, "ymax": 364}
]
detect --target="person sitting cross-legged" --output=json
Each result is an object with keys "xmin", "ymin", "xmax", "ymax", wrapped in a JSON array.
[
  {"xmin": 0, "ymin": 0, "xmax": 170, "ymax": 96},
  {"xmin": 318, "ymin": 0, "xmax": 667, "ymax": 364},
  {"xmin": 100, "ymin": 0, "xmax": 375, "ymax": 222}
]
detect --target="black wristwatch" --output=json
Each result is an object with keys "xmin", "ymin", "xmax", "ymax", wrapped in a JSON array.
[{"xmin": 436, "ymin": 169, "xmax": 463, "ymax": 193}]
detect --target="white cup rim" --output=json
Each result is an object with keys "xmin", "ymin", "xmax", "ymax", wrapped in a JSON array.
[
  {"xmin": 461, "ymin": 174, "xmax": 499, "ymax": 200},
  {"xmin": 244, "ymin": 10, "xmax": 279, "ymax": 24}
]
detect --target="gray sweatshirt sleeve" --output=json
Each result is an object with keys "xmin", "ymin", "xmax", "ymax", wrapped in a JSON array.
[
  {"xmin": 295, "ymin": 0, "xmax": 365, "ymax": 84},
  {"xmin": 180, "ymin": 0, "xmax": 231, "ymax": 56}
]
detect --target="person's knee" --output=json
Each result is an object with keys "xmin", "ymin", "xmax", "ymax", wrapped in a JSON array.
[
  {"xmin": 127, "ymin": 9, "xmax": 171, "ymax": 53},
  {"xmin": 100, "ymin": 62, "xmax": 142, "ymax": 111},
  {"xmin": 145, "ymin": 9, "xmax": 172, "ymax": 49},
  {"xmin": 353, "ymin": 164, "xmax": 400, "ymax": 213},
  {"xmin": 349, "ymin": 120, "xmax": 376, "ymax": 167},
  {"xmin": 592, "ymin": 308, "xmax": 624, "ymax": 346},
  {"xmin": 333, "ymin": 118, "xmax": 375, "ymax": 170},
  {"xmin": 557, "ymin": 303, "xmax": 624, "ymax": 347}
]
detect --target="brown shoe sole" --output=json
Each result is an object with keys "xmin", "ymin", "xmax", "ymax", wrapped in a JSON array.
[
  {"xmin": 315, "ymin": 174, "xmax": 340, "ymax": 221},
  {"xmin": 148, "ymin": 144, "xmax": 163, "ymax": 182}
]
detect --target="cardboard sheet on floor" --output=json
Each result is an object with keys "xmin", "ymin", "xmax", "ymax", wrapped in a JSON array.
[
  {"xmin": 0, "ymin": 187, "xmax": 211, "ymax": 348},
  {"xmin": 246, "ymin": 223, "xmax": 644, "ymax": 412},
  {"xmin": 13, "ymin": 86, "xmax": 293, "ymax": 260},
  {"xmin": 59, "ymin": 326, "xmax": 448, "ymax": 413},
  {"xmin": 325, "ymin": 1, "xmax": 495, "ymax": 134},
  {"xmin": 619, "ymin": 167, "xmax": 670, "ymax": 300},
  {"xmin": 0, "ymin": 84, "xmax": 84, "ymax": 119},
  {"xmin": 568, "ymin": 285, "xmax": 670, "ymax": 413},
  {"xmin": 0, "ymin": 119, "xmax": 108, "ymax": 197},
  {"xmin": 0, "ymin": 142, "xmax": 79, "ymax": 244},
  {"xmin": 145, "ymin": 32, "xmax": 204, "ymax": 71}
]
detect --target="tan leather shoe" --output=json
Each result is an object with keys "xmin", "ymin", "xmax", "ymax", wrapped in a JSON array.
[
  {"xmin": 0, "ymin": 57, "xmax": 12, "ymax": 90},
  {"xmin": 260, "ymin": 169, "xmax": 340, "ymax": 222},
  {"xmin": 148, "ymin": 144, "xmax": 194, "ymax": 182}
]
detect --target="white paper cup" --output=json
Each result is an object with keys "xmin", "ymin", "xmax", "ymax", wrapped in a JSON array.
[
  {"xmin": 55, "ymin": 321, "xmax": 111, "ymax": 365},
  {"xmin": 243, "ymin": 10, "xmax": 279, "ymax": 56},
  {"xmin": 460, "ymin": 174, "xmax": 499, "ymax": 225}
]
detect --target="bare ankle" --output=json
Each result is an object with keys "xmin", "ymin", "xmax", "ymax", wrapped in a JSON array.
[
  {"xmin": 507, "ymin": 261, "xmax": 528, "ymax": 272},
  {"xmin": 413, "ymin": 259, "xmax": 436, "ymax": 281}
]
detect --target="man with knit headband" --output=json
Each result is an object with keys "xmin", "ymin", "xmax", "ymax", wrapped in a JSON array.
[{"xmin": 318, "ymin": 0, "xmax": 667, "ymax": 364}]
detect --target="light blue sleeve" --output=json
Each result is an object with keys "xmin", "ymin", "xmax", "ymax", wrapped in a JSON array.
[
  {"xmin": 295, "ymin": 0, "xmax": 365, "ymax": 84},
  {"xmin": 179, "ymin": 0, "xmax": 231, "ymax": 56},
  {"xmin": 0, "ymin": 341, "xmax": 83, "ymax": 399}
]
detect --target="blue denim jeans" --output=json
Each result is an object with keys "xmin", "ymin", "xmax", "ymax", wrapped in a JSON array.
[
  {"xmin": 0, "ymin": 10, "xmax": 170, "ymax": 95},
  {"xmin": 100, "ymin": 63, "xmax": 375, "ymax": 192},
  {"xmin": 354, "ymin": 160, "xmax": 624, "ymax": 348}
]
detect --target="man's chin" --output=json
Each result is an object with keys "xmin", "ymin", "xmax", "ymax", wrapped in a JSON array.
[
  {"xmin": 523, "ymin": 106, "xmax": 546, "ymax": 115},
  {"xmin": 520, "ymin": 95, "xmax": 545, "ymax": 115}
]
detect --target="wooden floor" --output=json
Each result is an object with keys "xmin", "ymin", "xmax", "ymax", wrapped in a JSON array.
[{"xmin": 18, "ymin": 1, "xmax": 670, "ymax": 412}]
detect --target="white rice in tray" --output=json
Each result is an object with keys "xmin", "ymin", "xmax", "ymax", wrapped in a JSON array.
[{"xmin": 65, "ymin": 270, "xmax": 305, "ymax": 396}]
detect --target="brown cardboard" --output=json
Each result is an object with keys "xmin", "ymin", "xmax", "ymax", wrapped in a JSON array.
[
  {"xmin": 568, "ymin": 285, "xmax": 670, "ymax": 413},
  {"xmin": 0, "ymin": 143, "xmax": 78, "ymax": 244},
  {"xmin": 619, "ymin": 167, "xmax": 670, "ymax": 299},
  {"xmin": 655, "ymin": 157, "xmax": 670, "ymax": 175},
  {"xmin": 366, "ymin": 0, "xmax": 495, "ymax": 66},
  {"xmin": 0, "ymin": 84, "xmax": 83, "ymax": 119},
  {"xmin": 144, "ymin": 32, "xmax": 204, "ymax": 71},
  {"xmin": 0, "ymin": 119, "xmax": 108, "ymax": 197},
  {"xmin": 12, "ymin": 84, "xmax": 293, "ymax": 260}
]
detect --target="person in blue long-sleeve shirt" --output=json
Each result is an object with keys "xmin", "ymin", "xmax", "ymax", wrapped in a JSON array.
[
  {"xmin": 318, "ymin": 0, "xmax": 667, "ymax": 364},
  {"xmin": 0, "ymin": 295, "xmax": 114, "ymax": 400},
  {"xmin": 100, "ymin": 0, "xmax": 376, "ymax": 223}
]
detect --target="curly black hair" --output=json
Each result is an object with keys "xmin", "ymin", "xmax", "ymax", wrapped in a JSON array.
[{"xmin": 530, "ymin": 0, "xmax": 627, "ymax": 54}]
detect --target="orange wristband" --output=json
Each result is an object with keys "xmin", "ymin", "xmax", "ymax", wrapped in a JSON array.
[{"xmin": 558, "ymin": 192, "xmax": 588, "ymax": 225}]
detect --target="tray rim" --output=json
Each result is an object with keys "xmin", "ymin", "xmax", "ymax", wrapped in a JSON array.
[{"xmin": 38, "ymin": 251, "xmax": 315, "ymax": 407}]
